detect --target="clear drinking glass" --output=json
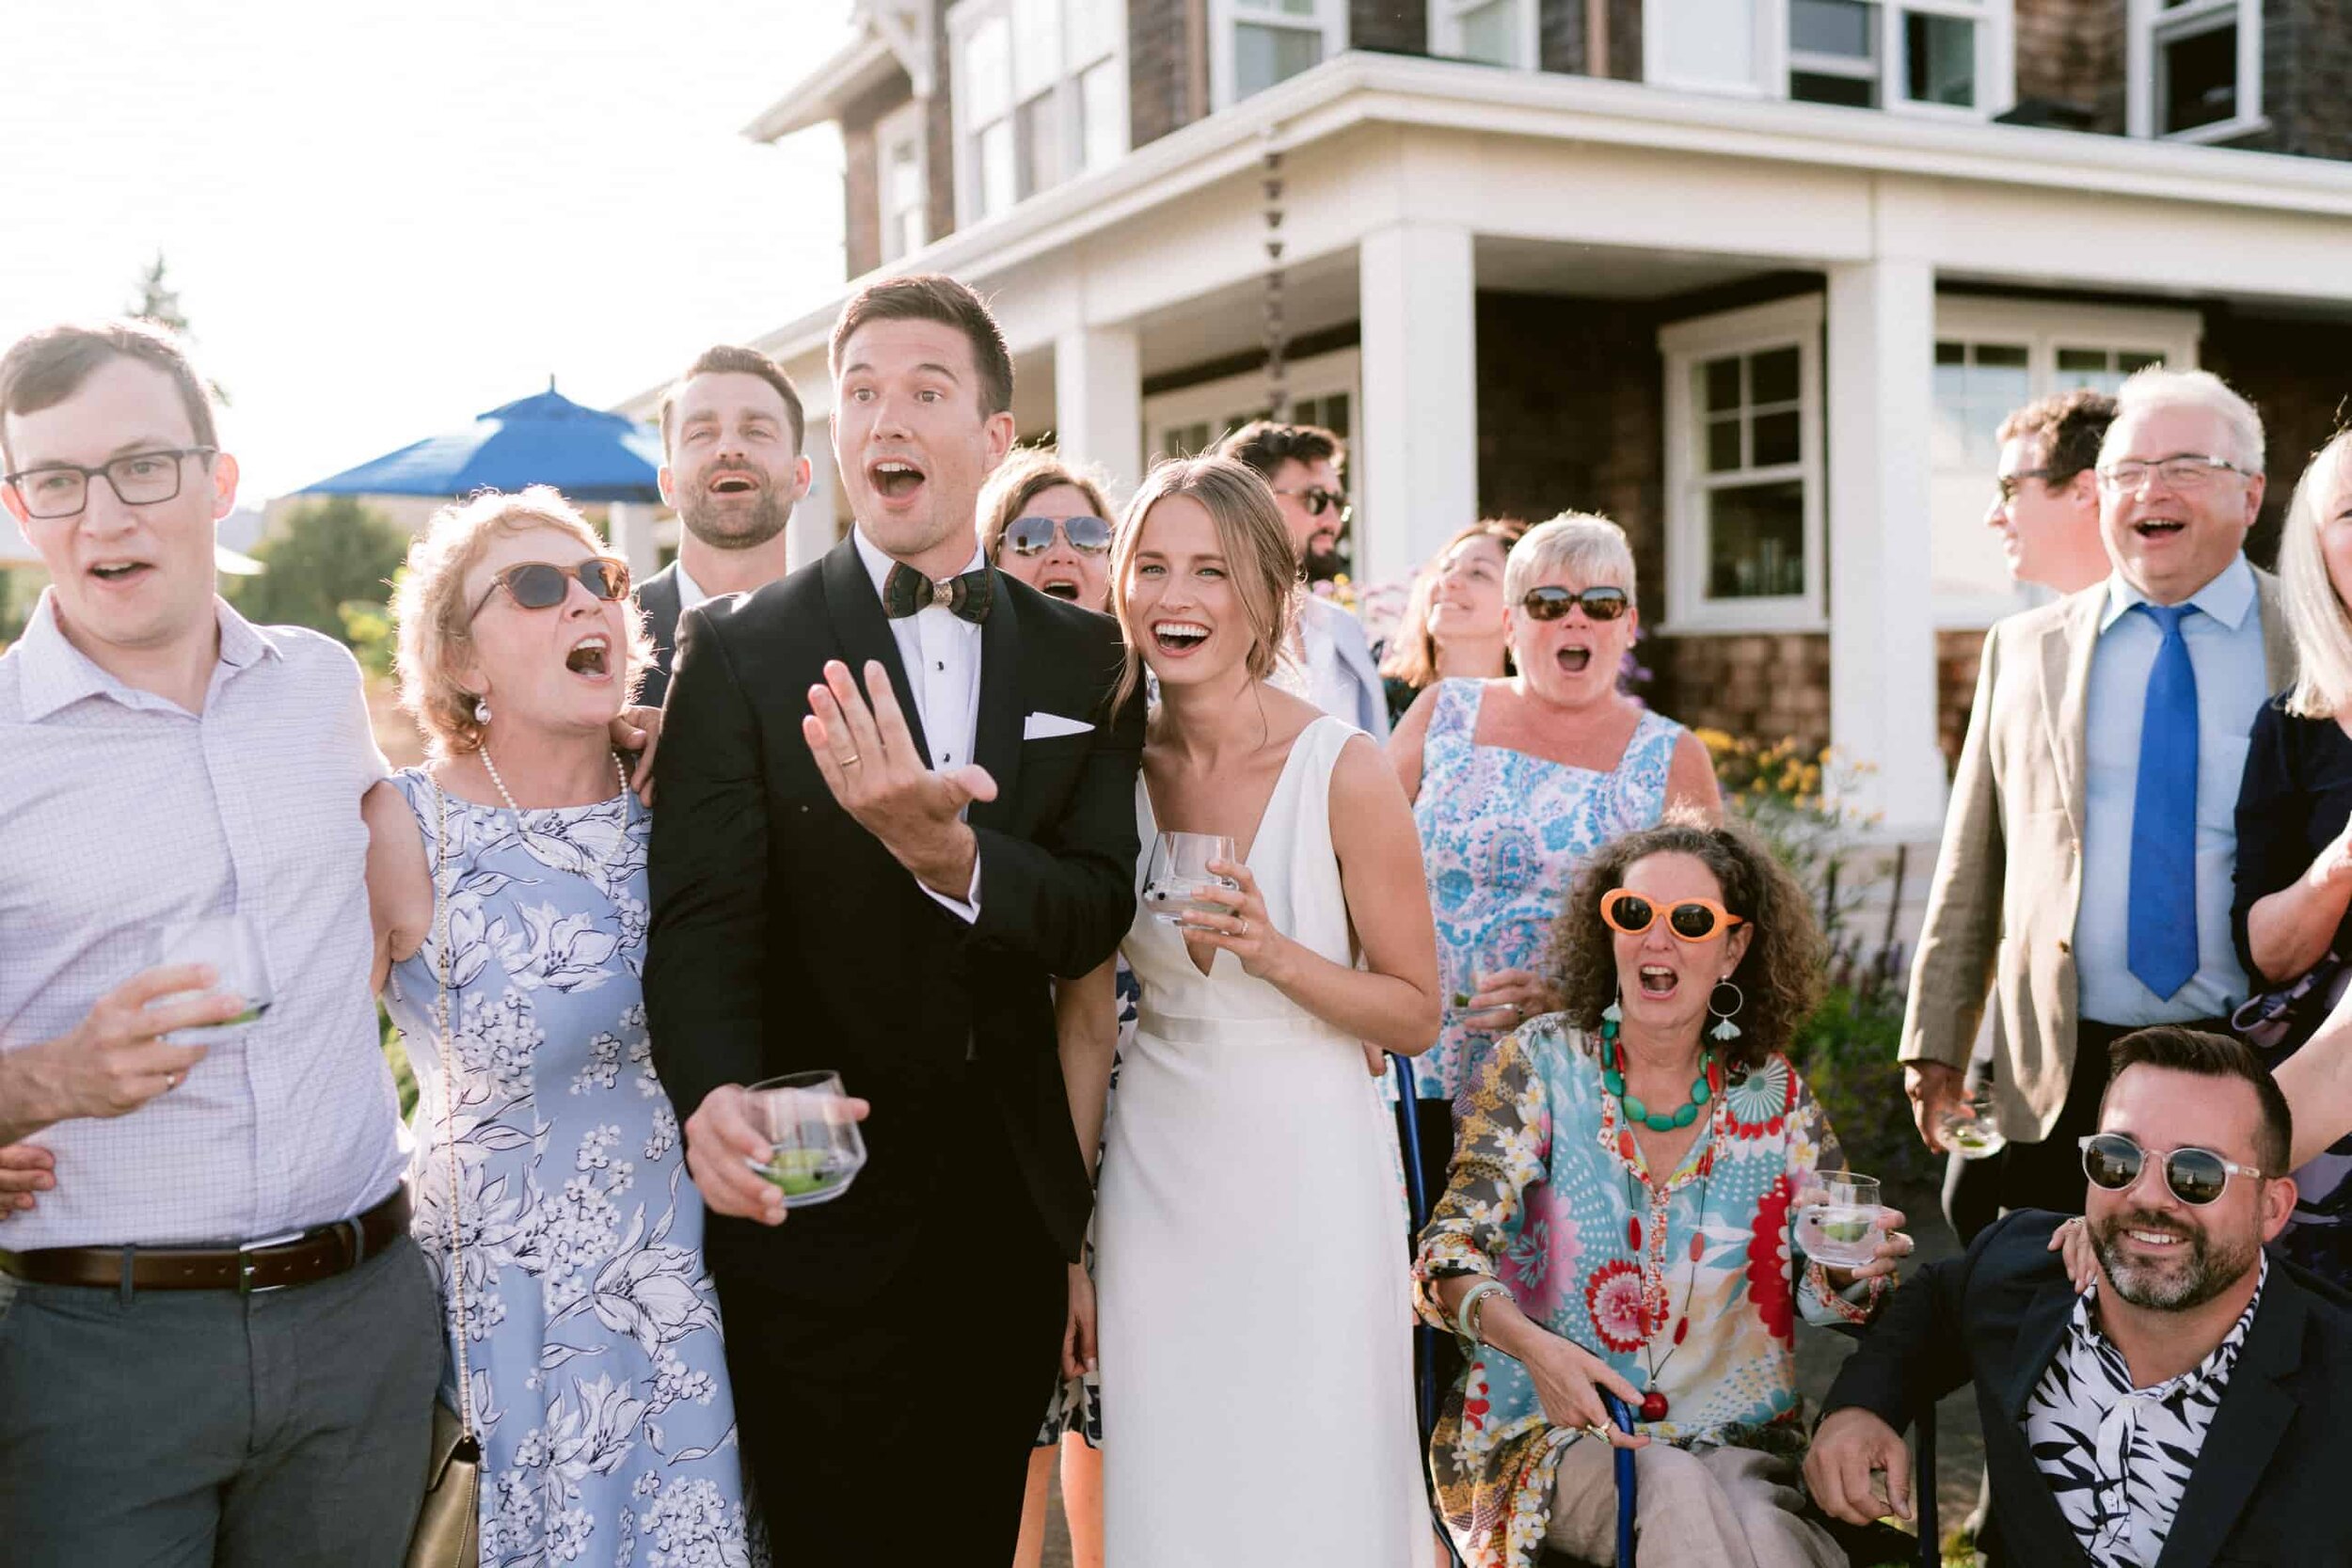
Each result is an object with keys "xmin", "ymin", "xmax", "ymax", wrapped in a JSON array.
[
  {"xmin": 1796, "ymin": 1172, "xmax": 1885, "ymax": 1269},
  {"xmin": 741, "ymin": 1071, "xmax": 867, "ymax": 1208},
  {"xmin": 142, "ymin": 912, "xmax": 275, "ymax": 1043},
  {"xmin": 1941, "ymin": 1087, "xmax": 2007, "ymax": 1161},
  {"xmin": 1140, "ymin": 832, "xmax": 1240, "ymax": 927}
]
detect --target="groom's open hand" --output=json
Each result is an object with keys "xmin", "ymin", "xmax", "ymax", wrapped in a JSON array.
[{"xmin": 804, "ymin": 660, "xmax": 995, "ymax": 900}]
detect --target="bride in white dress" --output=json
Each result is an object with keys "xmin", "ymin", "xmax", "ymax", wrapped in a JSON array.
[{"xmin": 1076, "ymin": 455, "xmax": 1441, "ymax": 1566}]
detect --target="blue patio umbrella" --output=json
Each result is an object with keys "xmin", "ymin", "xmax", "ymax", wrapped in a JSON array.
[{"xmin": 298, "ymin": 379, "xmax": 664, "ymax": 502}]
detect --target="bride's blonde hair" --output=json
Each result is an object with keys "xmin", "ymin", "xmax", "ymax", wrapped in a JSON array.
[{"xmin": 1108, "ymin": 455, "xmax": 1299, "ymax": 713}]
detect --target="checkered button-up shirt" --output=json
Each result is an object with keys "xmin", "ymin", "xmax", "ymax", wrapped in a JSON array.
[
  {"xmin": 2023, "ymin": 1253, "xmax": 2265, "ymax": 1568},
  {"xmin": 0, "ymin": 593, "xmax": 406, "ymax": 1248}
]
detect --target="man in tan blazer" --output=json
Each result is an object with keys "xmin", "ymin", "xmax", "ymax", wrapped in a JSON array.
[{"xmin": 1903, "ymin": 369, "xmax": 2292, "ymax": 1216}]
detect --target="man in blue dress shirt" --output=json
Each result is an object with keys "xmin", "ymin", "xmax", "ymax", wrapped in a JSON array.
[{"xmin": 1903, "ymin": 368, "xmax": 2296, "ymax": 1216}]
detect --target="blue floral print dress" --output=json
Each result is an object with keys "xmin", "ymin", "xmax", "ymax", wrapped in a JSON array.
[
  {"xmin": 1413, "ymin": 1019, "xmax": 1884, "ymax": 1568},
  {"xmin": 385, "ymin": 768, "xmax": 758, "ymax": 1568},
  {"xmin": 1409, "ymin": 679, "xmax": 1683, "ymax": 1101}
]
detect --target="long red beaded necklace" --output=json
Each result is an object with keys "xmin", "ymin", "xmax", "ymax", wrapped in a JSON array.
[{"xmin": 1610, "ymin": 1029, "xmax": 1718, "ymax": 1423}]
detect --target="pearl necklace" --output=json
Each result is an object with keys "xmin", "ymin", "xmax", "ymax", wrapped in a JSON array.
[{"xmin": 477, "ymin": 745, "xmax": 628, "ymax": 841}]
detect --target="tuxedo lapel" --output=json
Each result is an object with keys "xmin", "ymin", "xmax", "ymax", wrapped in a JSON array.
[
  {"xmin": 2040, "ymin": 588, "xmax": 2104, "ymax": 840},
  {"xmin": 2153, "ymin": 1278, "xmax": 2303, "ymax": 1568},
  {"xmin": 819, "ymin": 536, "xmax": 933, "ymax": 768},
  {"xmin": 967, "ymin": 570, "xmax": 1024, "ymax": 834}
]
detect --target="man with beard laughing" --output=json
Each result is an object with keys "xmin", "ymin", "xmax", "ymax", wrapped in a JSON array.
[
  {"xmin": 1809, "ymin": 1027, "xmax": 2352, "ymax": 1566},
  {"xmin": 639, "ymin": 344, "xmax": 812, "ymax": 705}
]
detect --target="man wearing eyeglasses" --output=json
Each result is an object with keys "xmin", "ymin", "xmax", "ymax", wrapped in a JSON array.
[
  {"xmin": 1811, "ymin": 1026, "xmax": 2352, "ymax": 1565},
  {"xmin": 0, "ymin": 321, "xmax": 442, "ymax": 1564},
  {"xmin": 1904, "ymin": 368, "xmax": 2293, "ymax": 1222},
  {"xmin": 1986, "ymin": 388, "xmax": 2118, "ymax": 598},
  {"xmin": 639, "ymin": 344, "xmax": 812, "ymax": 706},
  {"xmin": 1213, "ymin": 419, "xmax": 1391, "ymax": 739}
]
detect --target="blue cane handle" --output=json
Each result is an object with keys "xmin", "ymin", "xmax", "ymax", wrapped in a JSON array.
[{"xmin": 1603, "ymin": 1390, "xmax": 1638, "ymax": 1563}]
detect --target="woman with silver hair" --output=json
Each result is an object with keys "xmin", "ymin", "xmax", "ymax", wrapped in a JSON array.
[
  {"xmin": 1387, "ymin": 513, "xmax": 1721, "ymax": 1187},
  {"xmin": 2230, "ymin": 428, "xmax": 2352, "ymax": 1282},
  {"xmin": 362, "ymin": 486, "xmax": 760, "ymax": 1562}
]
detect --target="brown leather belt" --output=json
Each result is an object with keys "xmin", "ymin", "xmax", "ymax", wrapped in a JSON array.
[{"xmin": 0, "ymin": 1186, "xmax": 411, "ymax": 1293}]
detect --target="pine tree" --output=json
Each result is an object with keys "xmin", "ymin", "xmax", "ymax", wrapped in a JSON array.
[{"xmin": 125, "ymin": 252, "xmax": 229, "ymax": 405}]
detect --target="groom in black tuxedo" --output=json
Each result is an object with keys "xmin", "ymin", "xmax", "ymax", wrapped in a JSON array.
[{"xmin": 645, "ymin": 275, "xmax": 1143, "ymax": 1560}]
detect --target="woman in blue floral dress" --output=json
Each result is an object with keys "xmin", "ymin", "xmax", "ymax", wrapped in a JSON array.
[{"xmin": 368, "ymin": 488, "xmax": 757, "ymax": 1567}]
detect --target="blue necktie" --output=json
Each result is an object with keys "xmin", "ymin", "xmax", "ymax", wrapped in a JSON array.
[{"xmin": 2128, "ymin": 602, "xmax": 2201, "ymax": 1000}]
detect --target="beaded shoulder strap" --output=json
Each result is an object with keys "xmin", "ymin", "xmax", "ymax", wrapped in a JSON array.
[{"xmin": 431, "ymin": 779, "xmax": 476, "ymax": 1441}]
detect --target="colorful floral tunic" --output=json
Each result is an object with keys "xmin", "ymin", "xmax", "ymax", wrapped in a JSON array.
[
  {"xmin": 1409, "ymin": 680, "xmax": 1682, "ymax": 1101},
  {"xmin": 1412, "ymin": 1018, "xmax": 1883, "ymax": 1568},
  {"xmin": 386, "ymin": 769, "xmax": 757, "ymax": 1568}
]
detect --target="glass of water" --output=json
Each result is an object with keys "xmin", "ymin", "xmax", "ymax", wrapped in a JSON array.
[
  {"xmin": 1141, "ymin": 832, "xmax": 1239, "ymax": 927},
  {"xmin": 742, "ymin": 1071, "xmax": 867, "ymax": 1208},
  {"xmin": 1941, "ymin": 1088, "xmax": 2007, "ymax": 1161},
  {"xmin": 143, "ymin": 912, "xmax": 275, "ymax": 1043},
  {"xmin": 1797, "ymin": 1172, "xmax": 1886, "ymax": 1269}
]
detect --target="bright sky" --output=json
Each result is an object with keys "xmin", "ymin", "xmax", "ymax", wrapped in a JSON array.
[{"xmin": 0, "ymin": 1, "xmax": 856, "ymax": 502}]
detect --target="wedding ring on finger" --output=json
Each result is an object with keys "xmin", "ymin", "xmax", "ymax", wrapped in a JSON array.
[
  {"xmin": 1582, "ymin": 1422, "xmax": 1612, "ymax": 1443},
  {"xmin": 1237, "ymin": 917, "xmax": 1249, "ymax": 938},
  {"xmin": 840, "ymin": 752, "xmax": 862, "ymax": 767}
]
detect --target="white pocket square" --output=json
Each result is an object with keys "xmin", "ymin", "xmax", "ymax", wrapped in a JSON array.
[{"xmin": 1023, "ymin": 711, "xmax": 1095, "ymax": 739}]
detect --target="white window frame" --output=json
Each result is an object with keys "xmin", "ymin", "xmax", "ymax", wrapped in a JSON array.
[
  {"xmin": 2125, "ymin": 0, "xmax": 2265, "ymax": 144},
  {"xmin": 1427, "ymin": 0, "xmax": 1539, "ymax": 71},
  {"xmin": 1928, "ymin": 295, "xmax": 2202, "ymax": 627},
  {"xmin": 1209, "ymin": 0, "xmax": 1348, "ymax": 111},
  {"xmin": 946, "ymin": 0, "xmax": 1129, "ymax": 229},
  {"xmin": 1141, "ymin": 348, "xmax": 1360, "ymax": 466},
  {"xmin": 876, "ymin": 100, "xmax": 929, "ymax": 264},
  {"xmin": 1645, "ymin": 0, "xmax": 2014, "ymax": 119},
  {"xmin": 1658, "ymin": 296, "xmax": 1827, "ymax": 635}
]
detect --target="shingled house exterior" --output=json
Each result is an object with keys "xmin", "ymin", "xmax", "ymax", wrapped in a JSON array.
[{"xmin": 642, "ymin": 0, "xmax": 2352, "ymax": 834}]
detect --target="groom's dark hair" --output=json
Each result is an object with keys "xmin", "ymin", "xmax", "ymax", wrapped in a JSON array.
[{"xmin": 829, "ymin": 274, "xmax": 1013, "ymax": 419}]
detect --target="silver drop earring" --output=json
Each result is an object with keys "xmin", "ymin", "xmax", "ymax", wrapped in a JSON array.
[
  {"xmin": 1708, "ymin": 979, "xmax": 1744, "ymax": 1042},
  {"xmin": 473, "ymin": 695, "xmax": 492, "ymax": 725}
]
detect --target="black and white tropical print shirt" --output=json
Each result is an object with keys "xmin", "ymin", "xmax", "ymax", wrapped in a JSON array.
[{"xmin": 2021, "ymin": 1253, "xmax": 2265, "ymax": 1568}]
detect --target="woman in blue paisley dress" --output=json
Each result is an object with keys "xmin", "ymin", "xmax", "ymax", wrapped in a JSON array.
[
  {"xmin": 1388, "ymin": 513, "xmax": 1721, "ymax": 1196},
  {"xmin": 365, "ymin": 487, "xmax": 758, "ymax": 1568}
]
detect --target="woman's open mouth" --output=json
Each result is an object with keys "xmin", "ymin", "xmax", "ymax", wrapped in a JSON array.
[
  {"xmin": 1557, "ymin": 645, "xmax": 1593, "ymax": 674},
  {"xmin": 1152, "ymin": 620, "xmax": 1210, "ymax": 656},
  {"xmin": 1039, "ymin": 574, "xmax": 1082, "ymax": 601},
  {"xmin": 1636, "ymin": 964, "xmax": 1678, "ymax": 999},
  {"xmin": 564, "ymin": 633, "xmax": 612, "ymax": 680}
]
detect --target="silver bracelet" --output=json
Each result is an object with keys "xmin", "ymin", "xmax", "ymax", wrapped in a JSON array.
[{"xmin": 1455, "ymin": 1277, "xmax": 1511, "ymax": 1345}]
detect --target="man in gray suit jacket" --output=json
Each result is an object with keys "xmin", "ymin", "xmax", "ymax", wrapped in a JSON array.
[
  {"xmin": 639, "ymin": 344, "xmax": 811, "ymax": 707},
  {"xmin": 1214, "ymin": 419, "xmax": 1391, "ymax": 739},
  {"xmin": 1903, "ymin": 369, "xmax": 2292, "ymax": 1217}
]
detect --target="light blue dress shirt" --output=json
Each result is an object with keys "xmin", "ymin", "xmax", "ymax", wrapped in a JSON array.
[{"xmin": 2075, "ymin": 556, "xmax": 2267, "ymax": 1025}]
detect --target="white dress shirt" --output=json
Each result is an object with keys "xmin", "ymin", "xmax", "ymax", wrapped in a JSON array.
[
  {"xmin": 2075, "ymin": 556, "xmax": 2267, "ymax": 1024},
  {"xmin": 851, "ymin": 528, "xmax": 983, "ymax": 921},
  {"xmin": 0, "ymin": 594, "xmax": 406, "ymax": 1247},
  {"xmin": 674, "ymin": 555, "xmax": 712, "ymax": 612}
]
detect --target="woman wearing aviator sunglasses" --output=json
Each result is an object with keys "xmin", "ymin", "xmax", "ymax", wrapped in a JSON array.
[
  {"xmin": 1387, "ymin": 515, "xmax": 1722, "ymax": 1226},
  {"xmin": 358, "ymin": 488, "xmax": 759, "ymax": 1563},
  {"xmin": 980, "ymin": 446, "xmax": 1117, "ymax": 610},
  {"xmin": 1416, "ymin": 818, "xmax": 1909, "ymax": 1567}
]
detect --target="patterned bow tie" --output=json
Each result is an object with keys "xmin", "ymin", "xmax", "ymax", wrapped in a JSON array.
[{"xmin": 882, "ymin": 561, "xmax": 994, "ymax": 624}]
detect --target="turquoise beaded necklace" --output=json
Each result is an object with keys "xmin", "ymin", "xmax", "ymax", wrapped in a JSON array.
[{"xmin": 1598, "ymin": 1006, "xmax": 1719, "ymax": 1132}]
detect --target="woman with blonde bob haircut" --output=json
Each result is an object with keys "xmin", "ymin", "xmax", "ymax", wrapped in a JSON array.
[
  {"xmin": 2231, "ymin": 429, "xmax": 2352, "ymax": 1285},
  {"xmin": 1079, "ymin": 454, "xmax": 1441, "ymax": 1565},
  {"xmin": 362, "ymin": 486, "xmax": 759, "ymax": 1560}
]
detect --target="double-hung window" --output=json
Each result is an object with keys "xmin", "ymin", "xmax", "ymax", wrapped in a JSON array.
[
  {"xmin": 1646, "ymin": 0, "xmax": 2010, "ymax": 117},
  {"xmin": 950, "ymin": 0, "xmax": 1126, "ymax": 226},
  {"xmin": 1212, "ymin": 0, "xmax": 1347, "ymax": 106},
  {"xmin": 2127, "ymin": 0, "xmax": 2264, "ymax": 142},
  {"xmin": 877, "ymin": 102, "xmax": 928, "ymax": 264},
  {"xmin": 1428, "ymin": 0, "xmax": 1537, "ymax": 70}
]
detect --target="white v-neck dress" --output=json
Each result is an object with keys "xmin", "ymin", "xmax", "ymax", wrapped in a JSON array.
[{"xmin": 1096, "ymin": 716, "xmax": 1423, "ymax": 1566}]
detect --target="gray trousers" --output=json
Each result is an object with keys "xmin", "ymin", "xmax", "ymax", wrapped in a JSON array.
[{"xmin": 0, "ymin": 1233, "xmax": 443, "ymax": 1567}]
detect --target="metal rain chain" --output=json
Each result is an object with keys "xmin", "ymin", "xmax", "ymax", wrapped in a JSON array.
[{"xmin": 1261, "ymin": 132, "xmax": 1290, "ymax": 423}]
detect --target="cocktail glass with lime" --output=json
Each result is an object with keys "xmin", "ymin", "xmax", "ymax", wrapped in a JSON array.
[
  {"xmin": 1796, "ymin": 1172, "xmax": 1884, "ymax": 1269},
  {"xmin": 142, "ymin": 912, "xmax": 275, "ymax": 1044},
  {"xmin": 743, "ymin": 1071, "xmax": 867, "ymax": 1208}
]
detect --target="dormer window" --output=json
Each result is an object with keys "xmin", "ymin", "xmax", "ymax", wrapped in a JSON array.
[{"xmin": 950, "ymin": 0, "xmax": 1127, "ymax": 226}]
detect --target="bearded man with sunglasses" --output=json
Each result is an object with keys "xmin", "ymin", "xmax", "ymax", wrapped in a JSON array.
[
  {"xmin": 1812, "ymin": 1027, "xmax": 2352, "ymax": 1565},
  {"xmin": 1903, "ymin": 368, "xmax": 2294, "ymax": 1220},
  {"xmin": 1213, "ymin": 419, "xmax": 1390, "ymax": 738}
]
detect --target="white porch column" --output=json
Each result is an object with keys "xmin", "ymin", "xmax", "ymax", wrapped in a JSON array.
[
  {"xmin": 790, "ymin": 418, "xmax": 839, "ymax": 572},
  {"xmin": 1054, "ymin": 325, "xmax": 1143, "ymax": 504},
  {"xmin": 606, "ymin": 500, "xmax": 657, "ymax": 580},
  {"xmin": 1826, "ymin": 257, "xmax": 1947, "ymax": 837},
  {"xmin": 1358, "ymin": 223, "xmax": 1477, "ymax": 590}
]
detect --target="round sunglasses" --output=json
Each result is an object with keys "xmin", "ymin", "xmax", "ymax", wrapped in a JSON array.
[
  {"xmin": 1521, "ymin": 585, "xmax": 1631, "ymax": 623},
  {"xmin": 1004, "ymin": 515, "xmax": 1111, "ymax": 556},
  {"xmin": 1599, "ymin": 889, "xmax": 1744, "ymax": 942},
  {"xmin": 469, "ymin": 558, "xmax": 631, "ymax": 624},
  {"xmin": 2079, "ymin": 1132, "xmax": 2265, "ymax": 1207}
]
